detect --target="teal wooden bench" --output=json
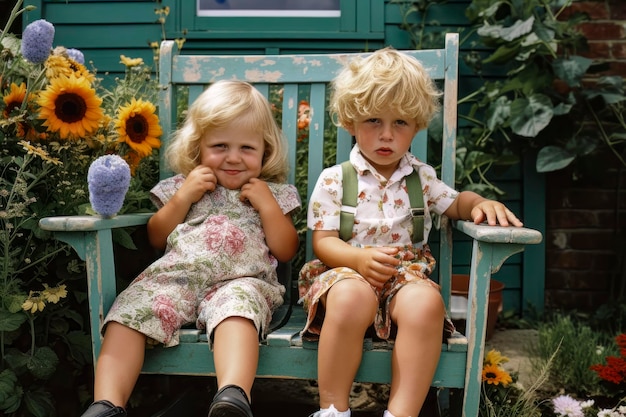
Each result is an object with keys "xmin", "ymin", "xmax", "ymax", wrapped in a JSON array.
[{"xmin": 39, "ymin": 33, "xmax": 543, "ymax": 416}]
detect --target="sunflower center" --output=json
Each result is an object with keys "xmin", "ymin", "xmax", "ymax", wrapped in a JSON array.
[
  {"xmin": 55, "ymin": 92, "xmax": 87, "ymax": 123},
  {"xmin": 125, "ymin": 115, "xmax": 149, "ymax": 143},
  {"xmin": 3, "ymin": 100, "xmax": 22, "ymax": 117},
  {"xmin": 485, "ymin": 372, "xmax": 496, "ymax": 379}
]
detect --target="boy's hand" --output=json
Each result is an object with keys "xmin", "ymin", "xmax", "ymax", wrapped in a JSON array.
[
  {"xmin": 471, "ymin": 200, "xmax": 523, "ymax": 227},
  {"xmin": 356, "ymin": 247, "xmax": 401, "ymax": 288}
]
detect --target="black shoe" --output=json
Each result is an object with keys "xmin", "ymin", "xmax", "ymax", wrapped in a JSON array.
[
  {"xmin": 208, "ymin": 385, "xmax": 253, "ymax": 417},
  {"xmin": 81, "ymin": 400, "xmax": 127, "ymax": 417}
]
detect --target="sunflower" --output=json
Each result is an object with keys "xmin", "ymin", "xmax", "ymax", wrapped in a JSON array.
[
  {"xmin": 115, "ymin": 98, "xmax": 162, "ymax": 157},
  {"xmin": 45, "ymin": 54, "xmax": 95, "ymax": 83},
  {"xmin": 484, "ymin": 349, "xmax": 509, "ymax": 367},
  {"xmin": 37, "ymin": 73, "xmax": 103, "ymax": 140},
  {"xmin": 482, "ymin": 363, "xmax": 513, "ymax": 386},
  {"xmin": 2, "ymin": 82, "xmax": 27, "ymax": 117}
]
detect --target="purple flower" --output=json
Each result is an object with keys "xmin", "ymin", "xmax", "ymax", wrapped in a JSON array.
[
  {"xmin": 87, "ymin": 155, "xmax": 131, "ymax": 218},
  {"xmin": 21, "ymin": 19, "xmax": 55, "ymax": 64},
  {"xmin": 66, "ymin": 48, "xmax": 84, "ymax": 64}
]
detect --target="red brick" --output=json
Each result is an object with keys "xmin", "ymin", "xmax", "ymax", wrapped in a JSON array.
[
  {"xmin": 611, "ymin": 42, "xmax": 626, "ymax": 58},
  {"xmin": 609, "ymin": 0, "xmax": 626, "ymax": 19},
  {"xmin": 546, "ymin": 250, "xmax": 595, "ymax": 269},
  {"xmin": 568, "ymin": 230, "xmax": 616, "ymax": 250},
  {"xmin": 578, "ymin": 22, "xmax": 624, "ymax": 41},
  {"xmin": 547, "ymin": 210, "xmax": 602, "ymax": 228},
  {"xmin": 564, "ymin": 1, "xmax": 610, "ymax": 20},
  {"xmin": 584, "ymin": 41, "xmax": 611, "ymax": 59}
]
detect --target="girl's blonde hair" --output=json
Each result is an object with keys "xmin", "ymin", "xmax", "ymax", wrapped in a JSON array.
[
  {"xmin": 330, "ymin": 47, "xmax": 442, "ymax": 131},
  {"xmin": 165, "ymin": 80, "xmax": 289, "ymax": 183}
]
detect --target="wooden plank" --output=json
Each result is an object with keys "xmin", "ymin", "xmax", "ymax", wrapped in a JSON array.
[
  {"xmin": 52, "ymin": 25, "xmax": 162, "ymax": 49},
  {"xmin": 41, "ymin": 2, "xmax": 159, "ymax": 24},
  {"xmin": 170, "ymin": 51, "xmax": 447, "ymax": 85}
]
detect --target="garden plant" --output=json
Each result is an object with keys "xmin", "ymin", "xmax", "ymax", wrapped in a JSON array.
[{"xmin": 0, "ymin": 1, "xmax": 163, "ymax": 415}]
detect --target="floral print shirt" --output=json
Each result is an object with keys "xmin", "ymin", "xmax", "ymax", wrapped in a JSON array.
[{"xmin": 307, "ymin": 145, "xmax": 458, "ymax": 246}]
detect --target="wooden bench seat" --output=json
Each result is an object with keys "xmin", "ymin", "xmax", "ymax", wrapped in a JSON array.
[{"xmin": 39, "ymin": 33, "xmax": 543, "ymax": 416}]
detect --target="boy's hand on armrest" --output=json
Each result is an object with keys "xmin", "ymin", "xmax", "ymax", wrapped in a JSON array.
[
  {"xmin": 470, "ymin": 200, "xmax": 523, "ymax": 227},
  {"xmin": 445, "ymin": 191, "xmax": 523, "ymax": 227}
]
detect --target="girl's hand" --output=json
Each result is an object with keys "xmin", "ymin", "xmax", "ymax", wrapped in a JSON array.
[
  {"xmin": 239, "ymin": 178, "xmax": 274, "ymax": 212},
  {"xmin": 177, "ymin": 165, "xmax": 217, "ymax": 205},
  {"xmin": 471, "ymin": 200, "xmax": 523, "ymax": 227},
  {"xmin": 355, "ymin": 246, "xmax": 401, "ymax": 288}
]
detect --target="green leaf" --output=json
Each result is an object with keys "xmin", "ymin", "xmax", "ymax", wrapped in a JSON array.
[
  {"xmin": 553, "ymin": 56, "xmax": 592, "ymax": 87},
  {"xmin": 0, "ymin": 309, "xmax": 27, "ymax": 331},
  {"xmin": 485, "ymin": 96, "xmax": 511, "ymax": 131},
  {"xmin": 482, "ymin": 43, "xmax": 520, "ymax": 64},
  {"xmin": 510, "ymin": 94, "xmax": 553, "ymax": 137},
  {"xmin": 27, "ymin": 347, "xmax": 59, "ymax": 380},
  {"xmin": 0, "ymin": 369, "xmax": 22, "ymax": 413},
  {"xmin": 24, "ymin": 389, "xmax": 55, "ymax": 417},
  {"xmin": 112, "ymin": 228, "xmax": 138, "ymax": 250},
  {"xmin": 536, "ymin": 146, "xmax": 576, "ymax": 172}
]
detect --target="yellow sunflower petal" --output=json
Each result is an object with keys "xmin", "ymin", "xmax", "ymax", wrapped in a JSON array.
[
  {"xmin": 115, "ymin": 98, "xmax": 162, "ymax": 157},
  {"xmin": 37, "ymin": 74, "xmax": 104, "ymax": 140}
]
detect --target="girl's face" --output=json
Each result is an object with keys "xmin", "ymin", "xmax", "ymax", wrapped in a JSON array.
[
  {"xmin": 347, "ymin": 110, "xmax": 419, "ymax": 179},
  {"xmin": 199, "ymin": 124, "xmax": 265, "ymax": 190}
]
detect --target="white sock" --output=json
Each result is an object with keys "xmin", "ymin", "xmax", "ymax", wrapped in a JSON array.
[
  {"xmin": 383, "ymin": 411, "xmax": 395, "ymax": 417},
  {"xmin": 321, "ymin": 404, "xmax": 351, "ymax": 417}
]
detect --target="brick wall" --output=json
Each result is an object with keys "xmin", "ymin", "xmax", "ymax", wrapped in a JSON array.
[{"xmin": 545, "ymin": 0, "xmax": 626, "ymax": 311}]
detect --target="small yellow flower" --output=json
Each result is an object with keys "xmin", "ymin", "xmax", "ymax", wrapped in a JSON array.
[
  {"xmin": 120, "ymin": 55, "xmax": 144, "ymax": 68},
  {"xmin": 484, "ymin": 349, "xmax": 509, "ymax": 367},
  {"xmin": 482, "ymin": 363, "xmax": 513, "ymax": 386},
  {"xmin": 42, "ymin": 284, "xmax": 68, "ymax": 303},
  {"xmin": 22, "ymin": 291, "xmax": 46, "ymax": 313},
  {"xmin": 19, "ymin": 140, "xmax": 62, "ymax": 165}
]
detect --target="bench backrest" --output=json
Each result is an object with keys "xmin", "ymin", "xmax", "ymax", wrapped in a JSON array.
[{"xmin": 158, "ymin": 34, "xmax": 459, "ymax": 316}]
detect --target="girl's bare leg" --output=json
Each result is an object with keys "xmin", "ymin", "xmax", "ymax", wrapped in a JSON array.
[
  {"xmin": 93, "ymin": 322, "xmax": 147, "ymax": 408},
  {"xmin": 212, "ymin": 316, "xmax": 260, "ymax": 400},
  {"xmin": 388, "ymin": 283, "xmax": 444, "ymax": 417},
  {"xmin": 317, "ymin": 279, "xmax": 378, "ymax": 412}
]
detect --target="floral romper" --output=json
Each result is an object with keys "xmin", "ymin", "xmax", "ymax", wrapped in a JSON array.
[
  {"xmin": 104, "ymin": 175, "xmax": 301, "ymax": 348},
  {"xmin": 299, "ymin": 145, "xmax": 457, "ymax": 341}
]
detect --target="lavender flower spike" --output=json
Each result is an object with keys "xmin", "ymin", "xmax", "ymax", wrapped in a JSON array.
[
  {"xmin": 88, "ymin": 155, "xmax": 131, "ymax": 218},
  {"xmin": 21, "ymin": 19, "xmax": 55, "ymax": 64},
  {"xmin": 66, "ymin": 48, "xmax": 85, "ymax": 64}
]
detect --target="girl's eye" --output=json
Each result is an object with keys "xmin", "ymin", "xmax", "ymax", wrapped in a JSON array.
[
  {"xmin": 366, "ymin": 118, "xmax": 379, "ymax": 124},
  {"xmin": 395, "ymin": 120, "xmax": 408, "ymax": 126}
]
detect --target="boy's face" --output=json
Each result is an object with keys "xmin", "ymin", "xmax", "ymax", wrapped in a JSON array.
[
  {"xmin": 199, "ymin": 124, "xmax": 265, "ymax": 190},
  {"xmin": 347, "ymin": 110, "xmax": 419, "ymax": 179}
]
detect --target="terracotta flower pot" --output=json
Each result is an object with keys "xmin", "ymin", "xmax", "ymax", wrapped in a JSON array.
[{"xmin": 450, "ymin": 274, "xmax": 504, "ymax": 341}]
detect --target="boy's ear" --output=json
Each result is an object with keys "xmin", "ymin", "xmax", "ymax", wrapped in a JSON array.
[{"xmin": 344, "ymin": 123, "xmax": 356, "ymax": 136}]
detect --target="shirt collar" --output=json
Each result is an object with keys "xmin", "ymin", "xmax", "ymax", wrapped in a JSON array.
[{"xmin": 349, "ymin": 144, "xmax": 418, "ymax": 183}]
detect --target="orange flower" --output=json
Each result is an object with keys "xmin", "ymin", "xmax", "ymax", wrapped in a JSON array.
[{"xmin": 482, "ymin": 363, "xmax": 512, "ymax": 386}]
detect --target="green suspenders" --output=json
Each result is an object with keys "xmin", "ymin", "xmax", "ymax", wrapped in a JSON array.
[{"xmin": 339, "ymin": 160, "xmax": 425, "ymax": 243}]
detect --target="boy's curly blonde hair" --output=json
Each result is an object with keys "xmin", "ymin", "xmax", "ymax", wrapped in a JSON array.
[
  {"xmin": 330, "ymin": 47, "xmax": 442, "ymax": 132},
  {"xmin": 165, "ymin": 80, "xmax": 289, "ymax": 183}
]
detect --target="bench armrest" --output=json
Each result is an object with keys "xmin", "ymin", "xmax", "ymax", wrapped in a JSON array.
[
  {"xmin": 454, "ymin": 220, "xmax": 543, "ymax": 245},
  {"xmin": 39, "ymin": 213, "xmax": 153, "ymax": 232}
]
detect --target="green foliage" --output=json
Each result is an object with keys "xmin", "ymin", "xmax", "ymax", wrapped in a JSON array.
[
  {"xmin": 528, "ymin": 314, "xmax": 615, "ymax": 397},
  {"xmin": 399, "ymin": 0, "xmax": 626, "ymax": 195},
  {"xmin": 0, "ymin": 2, "xmax": 161, "ymax": 415}
]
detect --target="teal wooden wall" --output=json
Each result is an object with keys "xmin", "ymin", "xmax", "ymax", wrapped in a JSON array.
[{"xmin": 22, "ymin": 0, "xmax": 545, "ymax": 316}]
